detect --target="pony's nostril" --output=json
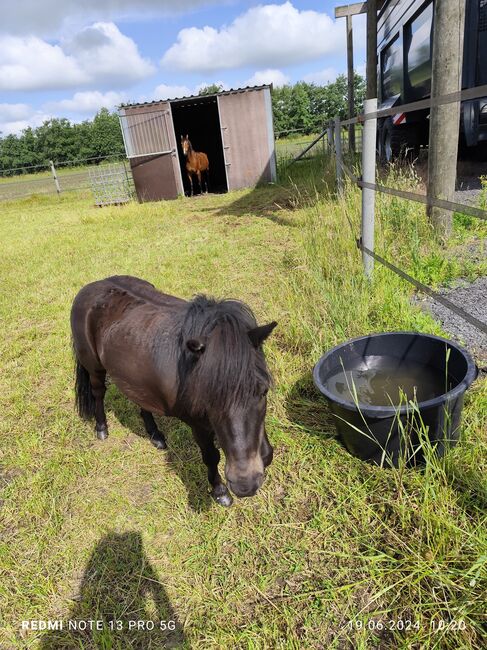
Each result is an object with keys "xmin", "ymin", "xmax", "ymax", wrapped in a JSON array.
[{"xmin": 228, "ymin": 473, "xmax": 264, "ymax": 498}]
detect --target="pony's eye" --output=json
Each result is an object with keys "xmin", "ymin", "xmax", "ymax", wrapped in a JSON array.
[{"xmin": 262, "ymin": 388, "xmax": 269, "ymax": 398}]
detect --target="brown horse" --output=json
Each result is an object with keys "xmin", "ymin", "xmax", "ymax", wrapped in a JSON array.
[
  {"xmin": 71, "ymin": 275, "xmax": 277, "ymax": 507},
  {"xmin": 181, "ymin": 134, "xmax": 209, "ymax": 196}
]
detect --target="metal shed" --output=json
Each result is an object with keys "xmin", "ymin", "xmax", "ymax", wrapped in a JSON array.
[{"xmin": 119, "ymin": 85, "xmax": 277, "ymax": 202}]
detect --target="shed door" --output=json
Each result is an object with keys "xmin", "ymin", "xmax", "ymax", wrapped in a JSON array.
[
  {"xmin": 120, "ymin": 102, "xmax": 183, "ymax": 200},
  {"xmin": 217, "ymin": 90, "xmax": 276, "ymax": 191}
]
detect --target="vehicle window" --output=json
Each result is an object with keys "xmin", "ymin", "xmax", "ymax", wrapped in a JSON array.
[
  {"xmin": 406, "ymin": 2, "xmax": 433, "ymax": 94},
  {"xmin": 381, "ymin": 34, "xmax": 402, "ymax": 99}
]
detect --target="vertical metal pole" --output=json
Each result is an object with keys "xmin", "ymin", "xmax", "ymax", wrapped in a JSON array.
[
  {"xmin": 346, "ymin": 14, "xmax": 355, "ymax": 153},
  {"xmin": 50, "ymin": 160, "xmax": 61, "ymax": 195},
  {"xmin": 334, "ymin": 117, "xmax": 343, "ymax": 195},
  {"xmin": 361, "ymin": 98, "xmax": 377, "ymax": 278}
]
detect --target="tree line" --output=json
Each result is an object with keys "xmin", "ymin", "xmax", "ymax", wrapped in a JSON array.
[
  {"xmin": 0, "ymin": 75, "xmax": 365, "ymax": 175},
  {"xmin": 272, "ymin": 74, "xmax": 365, "ymax": 136},
  {"xmin": 0, "ymin": 108, "xmax": 125, "ymax": 175}
]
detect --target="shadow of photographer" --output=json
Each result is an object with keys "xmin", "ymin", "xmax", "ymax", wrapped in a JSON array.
[{"xmin": 39, "ymin": 531, "xmax": 186, "ymax": 649}]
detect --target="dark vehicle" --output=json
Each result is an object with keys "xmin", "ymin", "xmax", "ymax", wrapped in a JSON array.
[{"xmin": 377, "ymin": 0, "xmax": 487, "ymax": 161}]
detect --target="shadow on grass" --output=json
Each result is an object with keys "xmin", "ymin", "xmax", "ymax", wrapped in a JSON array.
[
  {"xmin": 39, "ymin": 531, "xmax": 186, "ymax": 650},
  {"xmin": 104, "ymin": 385, "xmax": 213, "ymax": 513},
  {"xmin": 284, "ymin": 373, "xmax": 338, "ymax": 444}
]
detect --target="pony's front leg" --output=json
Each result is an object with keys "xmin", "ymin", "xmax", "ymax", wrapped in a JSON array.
[
  {"xmin": 90, "ymin": 371, "xmax": 108, "ymax": 440},
  {"xmin": 187, "ymin": 173, "xmax": 193, "ymax": 196},
  {"xmin": 196, "ymin": 170, "xmax": 202, "ymax": 194},
  {"xmin": 140, "ymin": 409, "xmax": 167, "ymax": 450},
  {"xmin": 192, "ymin": 427, "xmax": 233, "ymax": 507}
]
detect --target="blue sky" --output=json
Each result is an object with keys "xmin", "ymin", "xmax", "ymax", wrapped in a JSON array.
[{"xmin": 0, "ymin": 0, "xmax": 366, "ymax": 135}]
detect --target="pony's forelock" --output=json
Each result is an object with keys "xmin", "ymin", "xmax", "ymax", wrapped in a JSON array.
[{"xmin": 177, "ymin": 296, "xmax": 271, "ymax": 417}]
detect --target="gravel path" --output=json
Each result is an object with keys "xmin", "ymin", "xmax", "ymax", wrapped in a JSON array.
[
  {"xmin": 418, "ymin": 276, "xmax": 487, "ymax": 362},
  {"xmin": 454, "ymin": 175, "xmax": 484, "ymax": 207}
]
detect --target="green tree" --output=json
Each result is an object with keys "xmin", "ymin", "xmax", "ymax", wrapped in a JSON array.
[
  {"xmin": 89, "ymin": 108, "xmax": 125, "ymax": 162},
  {"xmin": 271, "ymin": 74, "xmax": 366, "ymax": 136},
  {"xmin": 198, "ymin": 84, "xmax": 224, "ymax": 96}
]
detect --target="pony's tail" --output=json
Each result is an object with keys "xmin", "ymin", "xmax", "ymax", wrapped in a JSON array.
[{"xmin": 74, "ymin": 356, "xmax": 95, "ymax": 420}]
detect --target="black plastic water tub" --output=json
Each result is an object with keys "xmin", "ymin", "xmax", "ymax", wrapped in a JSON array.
[{"xmin": 313, "ymin": 332, "xmax": 478, "ymax": 467}]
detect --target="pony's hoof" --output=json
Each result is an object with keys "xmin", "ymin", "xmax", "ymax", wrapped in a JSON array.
[
  {"xmin": 96, "ymin": 425, "xmax": 108, "ymax": 440},
  {"xmin": 211, "ymin": 487, "xmax": 233, "ymax": 507},
  {"xmin": 151, "ymin": 435, "xmax": 167, "ymax": 450}
]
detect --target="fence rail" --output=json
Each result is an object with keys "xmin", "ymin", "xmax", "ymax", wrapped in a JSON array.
[
  {"xmin": 340, "ymin": 83, "xmax": 487, "ymax": 126},
  {"xmin": 0, "ymin": 154, "xmax": 128, "ymax": 201},
  {"xmin": 330, "ymin": 84, "xmax": 487, "ymax": 336}
]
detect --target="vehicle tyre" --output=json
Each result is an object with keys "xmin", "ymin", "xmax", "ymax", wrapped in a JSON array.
[{"xmin": 380, "ymin": 118, "xmax": 420, "ymax": 163}]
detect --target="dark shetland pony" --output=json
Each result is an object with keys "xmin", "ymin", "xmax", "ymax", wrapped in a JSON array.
[
  {"xmin": 181, "ymin": 134, "xmax": 209, "ymax": 196},
  {"xmin": 71, "ymin": 276, "xmax": 277, "ymax": 507}
]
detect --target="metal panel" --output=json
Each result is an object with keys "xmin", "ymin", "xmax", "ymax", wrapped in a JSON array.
[
  {"xmin": 130, "ymin": 154, "xmax": 178, "ymax": 202},
  {"xmin": 120, "ymin": 105, "xmax": 172, "ymax": 157},
  {"xmin": 216, "ymin": 89, "xmax": 275, "ymax": 191},
  {"xmin": 120, "ymin": 102, "xmax": 183, "ymax": 200}
]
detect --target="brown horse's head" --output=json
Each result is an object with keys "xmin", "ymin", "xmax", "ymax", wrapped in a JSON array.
[
  {"xmin": 181, "ymin": 134, "xmax": 191, "ymax": 157},
  {"xmin": 178, "ymin": 297, "xmax": 277, "ymax": 498}
]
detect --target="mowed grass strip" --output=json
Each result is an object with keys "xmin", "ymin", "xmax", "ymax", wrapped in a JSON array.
[{"xmin": 0, "ymin": 163, "xmax": 486, "ymax": 649}]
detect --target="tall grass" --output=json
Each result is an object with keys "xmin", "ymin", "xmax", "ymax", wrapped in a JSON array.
[{"xmin": 0, "ymin": 155, "xmax": 485, "ymax": 649}]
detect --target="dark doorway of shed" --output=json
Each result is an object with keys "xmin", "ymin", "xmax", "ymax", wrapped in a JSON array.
[{"xmin": 171, "ymin": 97, "xmax": 228, "ymax": 196}]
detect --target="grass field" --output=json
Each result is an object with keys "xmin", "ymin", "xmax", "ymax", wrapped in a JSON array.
[{"xmin": 1, "ymin": 155, "xmax": 486, "ymax": 649}]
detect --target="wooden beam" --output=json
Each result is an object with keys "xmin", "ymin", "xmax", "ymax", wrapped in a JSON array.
[
  {"xmin": 346, "ymin": 14, "xmax": 356, "ymax": 152},
  {"xmin": 366, "ymin": 0, "xmax": 377, "ymax": 99},
  {"xmin": 335, "ymin": 3, "xmax": 367, "ymax": 19},
  {"xmin": 427, "ymin": 0, "xmax": 466, "ymax": 240}
]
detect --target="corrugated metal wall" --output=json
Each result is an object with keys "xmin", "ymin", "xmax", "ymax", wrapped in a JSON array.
[
  {"xmin": 217, "ymin": 88, "xmax": 276, "ymax": 191},
  {"xmin": 120, "ymin": 101, "xmax": 183, "ymax": 201}
]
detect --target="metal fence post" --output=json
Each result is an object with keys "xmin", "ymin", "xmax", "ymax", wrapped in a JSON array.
[
  {"xmin": 334, "ymin": 117, "xmax": 343, "ymax": 195},
  {"xmin": 361, "ymin": 98, "xmax": 377, "ymax": 278},
  {"xmin": 50, "ymin": 160, "xmax": 61, "ymax": 195}
]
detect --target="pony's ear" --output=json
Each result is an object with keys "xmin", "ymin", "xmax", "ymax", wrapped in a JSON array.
[
  {"xmin": 186, "ymin": 133, "xmax": 189, "ymax": 139},
  {"xmin": 248, "ymin": 321, "xmax": 277, "ymax": 348},
  {"xmin": 186, "ymin": 338, "xmax": 205, "ymax": 354}
]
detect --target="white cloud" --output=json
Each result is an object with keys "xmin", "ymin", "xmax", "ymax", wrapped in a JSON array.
[
  {"xmin": 0, "ymin": 35, "xmax": 87, "ymax": 91},
  {"xmin": 303, "ymin": 67, "xmax": 338, "ymax": 85},
  {"xmin": 0, "ymin": 109, "xmax": 51, "ymax": 136},
  {"xmin": 152, "ymin": 83, "xmax": 193, "ymax": 100},
  {"xmin": 0, "ymin": 103, "xmax": 31, "ymax": 122},
  {"xmin": 161, "ymin": 2, "xmax": 346, "ymax": 72},
  {"xmin": 245, "ymin": 69, "xmax": 289, "ymax": 88},
  {"xmin": 1, "ymin": 0, "xmax": 221, "ymax": 37},
  {"xmin": 43, "ymin": 91, "xmax": 128, "ymax": 114},
  {"xmin": 0, "ymin": 22, "xmax": 155, "ymax": 92}
]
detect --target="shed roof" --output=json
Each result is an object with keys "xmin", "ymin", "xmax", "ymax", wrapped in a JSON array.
[{"xmin": 119, "ymin": 84, "xmax": 272, "ymax": 110}]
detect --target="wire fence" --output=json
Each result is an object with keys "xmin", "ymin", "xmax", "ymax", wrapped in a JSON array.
[
  {"xmin": 325, "ymin": 82, "xmax": 487, "ymax": 337},
  {"xmin": 0, "ymin": 153, "xmax": 128, "ymax": 201}
]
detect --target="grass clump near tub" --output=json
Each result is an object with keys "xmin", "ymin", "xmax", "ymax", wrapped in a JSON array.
[{"xmin": 0, "ymin": 153, "xmax": 485, "ymax": 649}]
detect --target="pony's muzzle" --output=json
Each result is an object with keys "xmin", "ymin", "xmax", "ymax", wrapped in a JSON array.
[{"xmin": 227, "ymin": 472, "xmax": 264, "ymax": 498}]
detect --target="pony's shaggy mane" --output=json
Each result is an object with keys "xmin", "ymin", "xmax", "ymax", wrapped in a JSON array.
[{"xmin": 177, "ymin": 295, "xmax": 272, "ymax": 417}]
